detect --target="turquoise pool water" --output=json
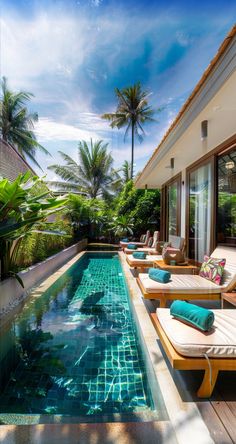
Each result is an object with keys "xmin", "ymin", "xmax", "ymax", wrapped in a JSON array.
[{"xmin": 0, "ymin": 253, "xmax": 163, "ymax": 424}]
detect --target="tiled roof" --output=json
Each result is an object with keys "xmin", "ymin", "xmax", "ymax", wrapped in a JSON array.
[{"xmin": 0, "ymin": 139, "xmax": 36, "ymax": 181}]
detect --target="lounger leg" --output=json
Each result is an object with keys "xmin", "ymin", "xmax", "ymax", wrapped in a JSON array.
[{"xmin": 197, "ymin": 368, "xmax": 219, "ymax": 398}]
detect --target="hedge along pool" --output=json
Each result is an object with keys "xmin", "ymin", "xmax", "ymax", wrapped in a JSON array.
[{"xmin": 0, "ymin": 253, "xmax": 167, "ymax": 424}]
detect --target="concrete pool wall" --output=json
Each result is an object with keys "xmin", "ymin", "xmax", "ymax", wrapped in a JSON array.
[{"xmin": 0, "ymin": 239, "xmax": 87, "ymax": 317}]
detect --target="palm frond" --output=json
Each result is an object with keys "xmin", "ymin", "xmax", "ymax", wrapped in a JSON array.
[
  {"xmin": 0, "ymin": 76, "xmax": 49, "ymax": 168},
  {"xmin": 47, "ymin": 139, "xmax": 117, "ymax": 199}
]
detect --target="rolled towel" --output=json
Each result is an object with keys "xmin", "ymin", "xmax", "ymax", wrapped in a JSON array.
[
  {"xmin": 127, "ymin": 244, "xmax": 138, "ymax": 250},
  {"xmin": 149, "ymin": 267, "xmax": 171, "ymax": 283},
  {"xmin": 170, "ymin": 300, "xmax": 215, "ymax": 332},
  {"xmin": 132, "ymin": 252, "xmax": 147, "ymax": 259}
]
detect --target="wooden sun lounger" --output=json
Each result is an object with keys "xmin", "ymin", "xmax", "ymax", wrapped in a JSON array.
[
  {"xmin": 137, "ymin": 246, "xmax": 236, "ymax": 307},
  {"xmin": 126, "ymin": 254, "xmax": 161, "ymax": 273},
  {"xmin": 137, "ymin": 275, "xmax": 221, "ymax": 307},
  {"xmin": 150, "ymin": 312, "xmax": 236, "ymax": 398}
]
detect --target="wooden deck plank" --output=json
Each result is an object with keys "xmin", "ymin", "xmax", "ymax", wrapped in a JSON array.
[
  {"xmin": 225, "ymin": 401, "xmax": 236, "ymax": 418},
  {"xmin": 210, "ymin": 401, "xmax": 236, "ymax": 444},
  {"xmin": 212, "ymin": 374, "xmax": 236, "ymax": 423},
  {"xmin": 197, "ymin": 401, "xmax": 233, "ymax": 444}
]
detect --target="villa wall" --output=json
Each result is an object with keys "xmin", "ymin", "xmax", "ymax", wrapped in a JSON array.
[
  {"xmin": 136, "ymin": 69, "xmax": 236, "ymax": 190},
  {"xmin": 0, "ymin": 139, "xmax": 35, "ymax": 180},
  {"xmin": 0, "ymin": 239, "xmax": 88, "ymax": 317},
  {"xmin": 166, "ymin": 70, "xmax": 236, "ymax": 240},
  {"xmin": 138, "ymin": 68, "xmax": 236, "ymax": 240}
]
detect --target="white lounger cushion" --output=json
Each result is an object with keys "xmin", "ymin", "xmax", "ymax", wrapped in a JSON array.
[
  {"xmin": 139, "ymin": 273, "xmax": 224, "ymax": 294},
  {"xmin": 127, "ymin": 254, "xmax": 162, "ymax": 266},
  {"xmin": 157, "ymin": 308, "xmax": 236, "ymax": 358}
]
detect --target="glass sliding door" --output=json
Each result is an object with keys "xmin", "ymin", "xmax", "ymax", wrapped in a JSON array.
[
  {"xmin": 165, "ymin": 175, "xmax": 181, "ymax": 239},
  {"xmin": 188, "ymin": 162, "xmax": 212, "ymax": 262},
  {"xmin": 217, "ymin": 147, "xmax": 236, "ymax": 246},
  {"xmin": 167, "ymin": 181, "xmax": 178, "ymax": 236}
]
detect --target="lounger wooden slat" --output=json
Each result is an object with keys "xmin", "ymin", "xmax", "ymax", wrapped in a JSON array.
[{"xmin": 150, "ymin": 313, "xmax": 236, "ymax": 398}]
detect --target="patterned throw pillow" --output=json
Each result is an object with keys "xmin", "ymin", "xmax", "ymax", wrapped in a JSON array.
[{"xmin": 199, "ymin": 255, "xmax": 226, "ymax": 285}]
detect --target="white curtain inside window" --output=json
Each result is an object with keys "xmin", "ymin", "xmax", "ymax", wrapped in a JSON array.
[{"xmin": 191, "ymin": 163, "xmax": 212, "ymax": 262}]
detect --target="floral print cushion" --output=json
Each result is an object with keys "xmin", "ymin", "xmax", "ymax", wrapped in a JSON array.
[{"xmin": 199, "ymin": 255, "xmax": 226, "ymax": 285}]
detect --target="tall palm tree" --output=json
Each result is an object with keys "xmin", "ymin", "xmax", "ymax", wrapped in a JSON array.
[
  {"xmin": 0, "ymin": 77, "xmax": 49, "ymax": 169},
  {"xmin": 48, "ymin": 139, "xmax": 117, "ymax": 199},
  {"xmin": 121, "ymin": 160, "xmax": 132, "ymax": 183},
  {"xmin": 102, "ymin": 82, "xmax": 156, "ymax": 179}
]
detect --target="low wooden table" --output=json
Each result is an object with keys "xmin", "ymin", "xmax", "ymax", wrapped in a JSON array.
[
  {"xmin": 153, "ymin": 260, "xmax": 198, "ymax": 275},
  {"xmin": 221, "ymin": 292, "xmax": 236, "ymax": 308}
]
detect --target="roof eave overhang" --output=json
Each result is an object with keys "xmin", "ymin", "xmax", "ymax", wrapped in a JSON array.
[{"xmin": 135, "ymin": 25, "xmax": 236, "ymax": 189}]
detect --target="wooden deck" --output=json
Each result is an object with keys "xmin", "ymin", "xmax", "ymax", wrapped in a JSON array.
[
  {"xmin": 144, "ymin": 299, "xmax": 236, "ymax": 444},
  {"xmin": 197, "ymin": 373, "xmax": 236, "ymax": 444}
]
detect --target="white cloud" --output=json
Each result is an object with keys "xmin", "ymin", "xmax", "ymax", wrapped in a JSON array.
[
  {"xmin": 35, "ymin": 118, "xmax": 94, "ymax": 142},
  {"xmin": 35, "ymin": 114, "xmax": 113, "ymax": 142},
  {"xmin": 91, "ymin": 0, "xmax": 103, "ymax": 6},
  {"xmin": 176, "ymin": 31, "xmax": 191, "ymax": 47}
]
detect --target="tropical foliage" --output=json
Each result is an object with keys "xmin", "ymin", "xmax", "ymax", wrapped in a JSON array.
[
  {"xmin": 120, "ymin": 160, "xmax": 132, "ymax": 183},
  {"xmin": 116, "ymin": 180, "xmax": 160, "ymax": 236},
  {"xmin": 48, "ymin": 139, "xmax": 117, "ymax": 199},
  {"xmin": 16, "ymin": 214, "xmax": 73, "ymax": 269},
  {"xmin": 62, "ymin": 181, "xmax": 161, "ymax": 243},
  {"xmin": 102, "ymin": 82, "xmax": 156, "ymax": 178},
  {"xmin": 109, "ymin": 215, "xmax": 134, "ymax": 238},
  {"xmin": 0, "ymin": 173, "xmax": 160, "ymax": 281},
  {"xmin": 0, "ymin": 77, "xmax": 49, "ymax": 169},
  {"xmin": 0, "ymin": 172, "xmax": 67, "ymax": 283},
  {"xmin": 61, "ymin": 194, "xmax": 109, "ymax": 240}
]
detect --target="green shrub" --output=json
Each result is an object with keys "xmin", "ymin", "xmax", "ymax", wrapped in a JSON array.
[
  {"xmin": 16, "ymin": 213, "xmax": 73, "ymax": 269},
  {"xmin": 116, "ymin": 181, "xmax": 160, "ymax": 236}
]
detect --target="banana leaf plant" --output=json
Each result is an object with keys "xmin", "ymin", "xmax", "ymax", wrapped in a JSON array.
[{"xmin": 0, "ymin": 172, "xmax": 68, "ymax": 286}]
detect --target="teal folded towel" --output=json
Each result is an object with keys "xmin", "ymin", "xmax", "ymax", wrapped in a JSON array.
[
  {"xmin": 121, "ymin": 238, "xmax": 129, "ymax": 242},
  {"xmin": 149, "ymin": 267, "xmax": 171, "ymax": 283},
  {"xmin": 127, "ymin": 244, "xmax": 138, "ymax": 250},
  {"xmin": 132, "ymin": 252, "xmax": 147, "ymax": 259},
  {"xmin": 170, "ymin": 301, "xmax": 215, "ymax": 332}
]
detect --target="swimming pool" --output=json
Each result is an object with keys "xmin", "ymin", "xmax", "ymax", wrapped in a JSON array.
[{"xmin": 0, "ymin": 253, "xmax": 165, "ymax": 424}]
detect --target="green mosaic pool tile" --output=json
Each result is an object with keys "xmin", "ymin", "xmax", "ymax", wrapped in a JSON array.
[{"xmin": 0, "ymin": 254, "xmax": 154, "ymax": 418}]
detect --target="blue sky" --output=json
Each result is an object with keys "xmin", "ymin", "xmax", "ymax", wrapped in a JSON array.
[{"xmin": 1, "ymin": 0, "xmax": 236, "ymax": 179}]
